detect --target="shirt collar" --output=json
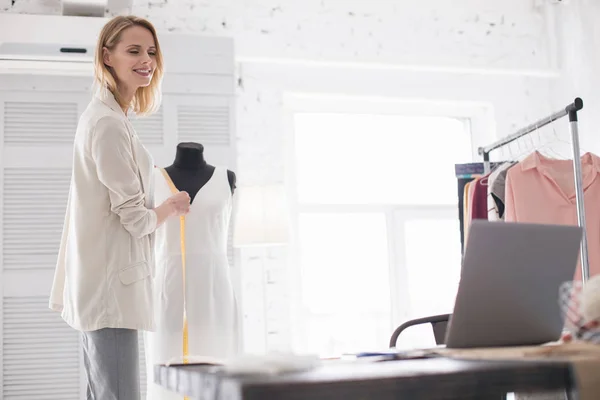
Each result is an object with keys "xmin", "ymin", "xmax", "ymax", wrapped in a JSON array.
[
  {"xmin": 521, "ymin": 150, "xmax": 600, "ymax": 173},
  {"xmin": 96, "ymin": 86, "xmax": 131, "ymax": 117}
]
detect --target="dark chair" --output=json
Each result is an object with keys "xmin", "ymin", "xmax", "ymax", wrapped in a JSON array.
[{"xmin": 389, "ymin": 313, "xmax": 450, "ymax": 348}]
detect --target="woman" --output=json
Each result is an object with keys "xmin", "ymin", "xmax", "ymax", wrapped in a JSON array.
[{"xmin": 49, "ymin": 15, "xmax": 190, "ymax": 399}]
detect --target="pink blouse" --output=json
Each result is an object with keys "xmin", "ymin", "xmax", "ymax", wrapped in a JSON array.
[{"xmin": 505, "ymin": 151, "xmax": 600, "ymax": 281}]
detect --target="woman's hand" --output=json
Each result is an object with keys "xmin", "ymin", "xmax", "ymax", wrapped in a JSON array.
[
  {"xmin": 154, "ymin": 191, "xmax": 191, "ymax": 226},
  {"xmin": 166, "ymin": 191, "xmax": 191, "ymax": 216}
]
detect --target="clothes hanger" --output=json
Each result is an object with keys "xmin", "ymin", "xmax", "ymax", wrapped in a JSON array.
[
  {"xmin": 508, "ymin": 130, "xmax": 530, "ymax": 162},
  {"xmin": 535, "ymin": 114, "xmax": 590, "ymax": 160},
  {"xmin": 536, "ymin": 127, "xmax": 571, "ymax": 160},
  {"xmin": 504, "ymin": 116, "xmax": 564, "ymax": 161}
]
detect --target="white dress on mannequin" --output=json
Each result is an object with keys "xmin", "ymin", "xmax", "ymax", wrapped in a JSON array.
[{"xmin": 145, "ymin": 167, "xmax": 240, "ymax": 400}]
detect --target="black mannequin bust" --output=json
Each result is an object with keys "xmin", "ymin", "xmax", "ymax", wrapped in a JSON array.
[{"xmin": 164, "ymin": 142, "xmax": 236, "ymax": 203}]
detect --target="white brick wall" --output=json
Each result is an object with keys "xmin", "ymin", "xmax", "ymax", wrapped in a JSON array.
[
  {"xmin": 132, "ymin": 0, "xmax": 552, "ymax": 72},
  {"xmin": 4, "ymin": 0, "xmax": 585, "ymax": 353},
  {"xmin": 4, "ymin": 0, "xmax": 554, "ymax": 71},
  {"xmin": 552, "ymin": 0, "xmax": 600, "ymax": 153}
]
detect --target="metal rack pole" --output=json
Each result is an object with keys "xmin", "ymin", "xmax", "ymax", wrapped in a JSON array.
[
  {"xmin": 568, "ymin": 109, "xmax": 590, "ymax": 283},
  {"xmin": 477, "ymin": 98, "xmax": 589, "ymax": 283}
]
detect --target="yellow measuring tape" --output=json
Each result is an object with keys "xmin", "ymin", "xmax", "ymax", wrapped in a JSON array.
[{"xmin": 160, "ymin": 169, "xmax": 189, "ymax": 400}]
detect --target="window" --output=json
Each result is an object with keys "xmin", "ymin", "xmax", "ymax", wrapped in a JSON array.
[
  {"xmin": 292, "ymin": 111, "xmax": 471, "ymax": 356},
  {"xmin": 294, "ymin": 113, "xmax": 471, "ymax": 205},
  {"xmin": 296, "ymin": 213, "xmax": 391, "ymax": 356}
]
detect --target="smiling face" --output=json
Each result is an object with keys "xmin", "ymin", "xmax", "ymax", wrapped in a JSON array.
[{"xmin": 103, "ymin": 25, "xmax": 157, "ymax": 93}]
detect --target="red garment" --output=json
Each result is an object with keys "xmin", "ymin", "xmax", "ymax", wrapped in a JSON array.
[{"xmin": 470, "ymin": 175, "xmax": 490, "ymax": 220}]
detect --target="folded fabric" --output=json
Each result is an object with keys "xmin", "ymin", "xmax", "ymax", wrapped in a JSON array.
[
  {"xmin": 223, "ymin": 353, "xmax": 321, "ymax": 375},
  {"xmin": 166, "ymin": 352, "xmax": 322, "ymax": 375}
]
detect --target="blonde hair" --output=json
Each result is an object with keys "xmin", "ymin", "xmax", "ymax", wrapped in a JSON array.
[{"xmin": 94, "ymin": 15, "xmax": 164, "ymax": 115}]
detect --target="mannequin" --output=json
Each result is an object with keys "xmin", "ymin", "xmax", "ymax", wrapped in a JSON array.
[
  {"xmin": 164, "ymin": 142, "xmax": 236, "ymax": 200},
  {"xmin": 146, "ymin": 141, "xmax": 240, "ymax": 400}
]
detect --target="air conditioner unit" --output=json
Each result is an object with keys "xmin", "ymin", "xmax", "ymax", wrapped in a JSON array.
[
  {"xmin": 0, "ymin": 13, "xmax": 109, "ymax": 76},
  {"xmin": 0, "ymin": 13, "xmax": 235, "ymax": 79}
]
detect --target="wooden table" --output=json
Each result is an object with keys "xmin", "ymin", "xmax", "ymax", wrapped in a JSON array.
[{"xmin": 155, "ymin": 356, "xmax": 575, "ymax": 399}]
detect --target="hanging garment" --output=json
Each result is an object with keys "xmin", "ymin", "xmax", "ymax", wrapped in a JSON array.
[
  {"xmin": 463, "ymin": 179, "xmax": 480, "ymax": 242},
  {"xmin": 145, "ymin": 167, "xmax": 240, "ymax": 400},
  {"xmin": 455, "ymin": 163, "xmax": 505, "ymax": 254},
  {"xmin": 487, "ymin": 162, "xmax": 515, "ymax": 221},
  {"xmin": 457, "ymin": 177, "xmax": 475, "ymax": 254},
  {"xmin": 463, "ymin": 181, "xmax": 472, "ymax": 239},
  {"xmin": 470, "ymin": 174, "xmax": 490, "ymax": 221},
  {"xmin": 505, "ymin": 151, "xmax": 600, "ymax": 281}
]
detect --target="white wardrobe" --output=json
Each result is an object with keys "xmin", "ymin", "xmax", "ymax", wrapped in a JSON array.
[{"xmin": 0, "ymin": 32, "xmax": 236, "ymax": 399}]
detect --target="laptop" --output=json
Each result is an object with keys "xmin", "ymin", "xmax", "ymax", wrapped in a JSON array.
[{"xmin": 444, "ymin": 220, "xmax": 583, "ymax": 349}]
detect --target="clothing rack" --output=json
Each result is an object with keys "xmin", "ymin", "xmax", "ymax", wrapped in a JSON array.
[{"xmin": 477, "ymin": 98, "xmax": 589, "ymax": 283}]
